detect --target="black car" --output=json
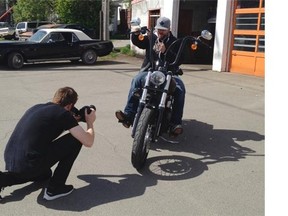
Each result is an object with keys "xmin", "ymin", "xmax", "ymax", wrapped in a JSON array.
[
  {"xmin": 0, "ymin": 28, "xmax": 114, "ymax": 69},
  {"xmin": 55, "ymin": 24, "xmax": 97, "ymax": 39},
  {"xmin": 34, "ymin": 23, "xmax": 97, "ymax": 39}
]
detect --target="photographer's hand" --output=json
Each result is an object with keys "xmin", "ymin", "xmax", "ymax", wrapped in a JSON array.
[
  {"xmin": 73, "ymin": 115, "xmax": 81, "ymax": 122},
  {"xmin": 69, "ymin": 108, "xmax": 96, "ymax": 148},
  {"xmin": 85, "ymin": 108, "xmax": 96, "ymax": 126}
]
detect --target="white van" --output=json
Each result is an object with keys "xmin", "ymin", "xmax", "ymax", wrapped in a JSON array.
[{"xmin": 15, "ymin": 21, "xmax": 52, "ymax": 40}]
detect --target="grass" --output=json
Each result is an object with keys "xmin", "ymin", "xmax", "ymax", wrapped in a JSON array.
[
  {"xmin": 99, "ymin": 44, "xmax": 137, "ymax": 61},
  {"xmin": 119, "ymin": 44, "xmax": 136, "ymax": 56},
  {"xmin": 105, "ymin": 44, "xmax": 136, "ymax": 60}
]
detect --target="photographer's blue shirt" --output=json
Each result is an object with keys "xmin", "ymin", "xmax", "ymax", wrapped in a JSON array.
[{"xmin": 4, "ymin": 102, "xmax": 78, "ymax": 173}]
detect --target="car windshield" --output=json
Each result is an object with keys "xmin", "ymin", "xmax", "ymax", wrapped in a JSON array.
[{"xmin": 28, "ymin": 30, "xmax": 47, "ymax": 42}]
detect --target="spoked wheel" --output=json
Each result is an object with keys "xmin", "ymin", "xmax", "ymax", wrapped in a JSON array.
[
  {"xmin": 7, "ymin": 52, "xmax": 24, "ymax": 69},
  {"xmin": 81, "ymin": 49, "xmax": 97, "ymax": 65},
  {"xmin": 131, "ymin": 108, "xmax": 154, "ymax": 170}
]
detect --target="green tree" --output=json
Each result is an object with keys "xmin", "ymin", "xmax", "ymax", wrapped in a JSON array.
[
  {"xmin": 55, "ymin": 0, "xmax": 102, "ymax": 30},
  {"xmin": 12, "ymin": 0, "xmax": 55, "ymax": 23}
]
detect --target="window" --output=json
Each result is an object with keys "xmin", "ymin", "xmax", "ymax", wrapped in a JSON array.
[
  {"xmin": 233, "ymin": 35, "xmax": 256, "ymax": 52},
  {"xmin": 260, "ymin": 13, "xmax": 265, "ymax": 30},
  {"xmin": 235, "ymin": 14, "xmax": 258, "ymax": 30},
  {"xmin": 232, "ymin": 0, "xmax": 265, "ymax": 53},
  {"xmin": 149, "ymin": 10, "xmax": 160, "ymax": 30},
  {"xmin": 237, "ymin": 0, "xmax": 260, "ymax": 9},
  {"xmin": 257, "ymin": 35, "xmax": 265, "ymax": 52}
]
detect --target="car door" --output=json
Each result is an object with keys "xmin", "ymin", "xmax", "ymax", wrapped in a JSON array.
[
  {"xmin": 31, "ymin": 32, "xmax": 80, "ymax": 60},
  {"xmin": 45, "ymin": 32, "xmax": 82, "ymax": 59},
  {"xmin": 59, "ymin": 32, "xmax": 81, "ymax": 58},
  {"xmin": 23, "ymin": 32, "xmax": 64, "ymax": 60}
]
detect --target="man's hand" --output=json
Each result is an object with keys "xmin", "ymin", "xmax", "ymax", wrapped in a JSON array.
[
  {"xmin": 131, "ymin": 26, "xmax": 141, "ymax": 33},
  {"xmin": 73, "ymin": 114, "xmax": 81, "ymax": 122},
  {"xmin": 155, "ymin": 41, "xmax": 166, "ymax": 53},
  {"xmin": 85, "ymin": 108, "xmax": 96, "ymax": 125},
  {"xmin": 158, "ymin": 42, "xmax": 166, "ymax": 53}
]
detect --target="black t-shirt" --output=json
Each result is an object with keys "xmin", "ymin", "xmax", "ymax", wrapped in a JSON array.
[
  {"xmin": 131, "ymin": 32, "xmax": 180, "ymax": 72},
  {"xmin": 4, "ymin": 102, "xmax": 78, "ymax": 173}
]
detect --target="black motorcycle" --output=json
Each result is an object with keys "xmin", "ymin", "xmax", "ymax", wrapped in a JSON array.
[{"xmin": 130, "ymin": 29, "xmax": 213, "ymax": 170}]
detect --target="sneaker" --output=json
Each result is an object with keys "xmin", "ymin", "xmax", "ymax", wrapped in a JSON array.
[
  {"xmin": 170, "ymin": 124, "xmax": 183, "ymax": 137},
  {"xmin": 43, "ymin": 184, "xmax": 74, "ymax": 201},
  {"xmin": 0, "ymin": 187, "xmax": 4, "ymax": 201},
  {"xmin": 115, "ymin": 110, "xmax": 133, "ymax": 128},
  {"xmin": 0, "ymin": 184, "xmax": 4, "ymax": 201}
]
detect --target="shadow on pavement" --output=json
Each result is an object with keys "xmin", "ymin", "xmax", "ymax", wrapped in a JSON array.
[
  {"xmin": 0, "ymin": 59, "xmax": 131, "ymax": 72},
  {"xmin": 36, "ymin": 174, "xmax": 157, "ymax": 211},
  {"xmin": 0, "ymin": 120, "xmax": 264, "ymax": 209},
  {"xmin": 0, "ymin": 182, "xmax": 46, "ymax": 204},
  {"xmin": 140, "ymin": 119, "xmax": 264, "ymax": 180}
]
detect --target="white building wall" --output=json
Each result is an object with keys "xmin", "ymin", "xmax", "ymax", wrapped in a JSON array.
[
  {"xmin": 130, "ymin": 0, "xmax": 178, "ymax": 55},
  {"xmin": 212, "ymin": 0, "xmax": 234, "ymax": 72},
  {"xmin": 131, "ymin": 0, "xmax": 232, "ymax": 72}
]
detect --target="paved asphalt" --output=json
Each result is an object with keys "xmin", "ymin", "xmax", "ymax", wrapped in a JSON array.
[{"xmin": 0, "ymin": 49, "xmax": 264, "ymax": 216}]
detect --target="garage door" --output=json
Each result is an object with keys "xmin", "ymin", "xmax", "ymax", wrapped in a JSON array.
[{"xmin": 230, "ymin": 0, "xmax": 265, "ymax": 77}]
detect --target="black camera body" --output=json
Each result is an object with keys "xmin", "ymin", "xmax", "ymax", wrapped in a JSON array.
[
  {"xmin": 140, "ymin": 26, "xmax": 148, "ymax": 34},
  {"xmin": 71, "ymin": 105, "xmax": 96, "ymax": 122}
]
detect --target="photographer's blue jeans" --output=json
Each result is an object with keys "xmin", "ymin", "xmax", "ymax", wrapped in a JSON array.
[{"xmin": 124, "ymin": 72, "xmax": 186, "ymax": 125}]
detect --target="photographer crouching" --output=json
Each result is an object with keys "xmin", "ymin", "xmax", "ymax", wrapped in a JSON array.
[{"xmin": 0, "ymin": 87, "xmax": 96, "ymax": 201}]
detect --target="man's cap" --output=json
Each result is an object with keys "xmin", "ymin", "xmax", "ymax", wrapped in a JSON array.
[{"xmin": 155, "ymin": 17, "xmax": 171, "ymax": 30}]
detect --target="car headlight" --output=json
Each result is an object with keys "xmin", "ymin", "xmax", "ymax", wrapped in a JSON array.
[{"xmin": 150, "ymin": 71, "xmax": 166, "ymax": 86}]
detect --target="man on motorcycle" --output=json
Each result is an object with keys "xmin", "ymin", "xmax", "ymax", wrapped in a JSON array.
[{"xmin": 115, "ymin": 17, "xmax": 186, "ymax": 136}]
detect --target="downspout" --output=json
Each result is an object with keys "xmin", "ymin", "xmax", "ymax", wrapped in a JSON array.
[{"xmin": 171, "ymin": 0, "xmax": 180, "ymax": 37}]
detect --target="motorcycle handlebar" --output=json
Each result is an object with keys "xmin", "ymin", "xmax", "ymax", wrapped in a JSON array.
[
  {"xmin": 167, "ymin": 36, "xmax": 211, "ymax": 67},
  {"xmin": 136, "ymin": 27, "xmax": 213, "ymax": 69}
]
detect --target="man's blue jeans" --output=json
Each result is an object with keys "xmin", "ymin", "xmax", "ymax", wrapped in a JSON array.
[{"xmin": 124, "ymin": 72, "xmax": 186, "ymax": 125}]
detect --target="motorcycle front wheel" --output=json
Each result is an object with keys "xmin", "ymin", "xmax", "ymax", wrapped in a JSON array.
[{"xmin": 131, "ymin": 107, "xmax": 154, "ymax": 170}]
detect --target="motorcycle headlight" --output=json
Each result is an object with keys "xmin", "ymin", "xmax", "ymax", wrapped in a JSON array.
[{"xmin": 150, "ymin": 71, "xmax": 166, "ymax": 86}]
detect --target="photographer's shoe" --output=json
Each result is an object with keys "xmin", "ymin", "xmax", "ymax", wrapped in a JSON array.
[
  {"xmin": 43, "ymin": 184, "xmax": 74, "ymax": 201},
  {"xmin": 115, "ymin": 110, "xmax": 133, "ymax": 128},
  {"xmin": 0, "ymin": 187, "xmax": 4, "ymax": 201}
]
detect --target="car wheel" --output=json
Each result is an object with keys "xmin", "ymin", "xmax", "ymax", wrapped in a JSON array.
[
  {"xmin": 7, "ymin": 52, "xmax": 24, "ymax": 69},
  {"xmin": 81, "ymin": 49, "xmax": 97, "ymax": 65}
]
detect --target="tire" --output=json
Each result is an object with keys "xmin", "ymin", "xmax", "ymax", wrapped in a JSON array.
[
  {"xmin": 81, "ymin": 49, "xmax": 97, "ymax": 65},
  {"xmin": 131, "ymin": 108, "xmax": 154, "ymax": 170},
  {"xmin": 7, "ymin": 52, "xmax": 24, "ymax": 69}
]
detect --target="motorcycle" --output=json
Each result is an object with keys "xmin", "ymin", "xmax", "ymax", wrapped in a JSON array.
[{"xmin": 130, "ymin": 25, "xmax": 213, "ymax": 170}]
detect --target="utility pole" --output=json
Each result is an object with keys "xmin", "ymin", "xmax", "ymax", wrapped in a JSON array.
[
  {"xmin": 102, "ymin": 0, "xmax": 110, "ymax": 40},
  {"xmin": 5, "ymin": 0, "xmax": 9, "ymax": 11}
]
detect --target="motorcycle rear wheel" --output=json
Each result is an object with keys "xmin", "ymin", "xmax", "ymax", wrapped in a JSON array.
[{"xmin": 131, "ymin": 108, "xmax": 154, "ymax": 170}]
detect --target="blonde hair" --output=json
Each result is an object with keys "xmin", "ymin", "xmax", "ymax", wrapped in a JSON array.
[{"xmin": 52, "ymin": 87, "xmax": 78, "ymax": 107}]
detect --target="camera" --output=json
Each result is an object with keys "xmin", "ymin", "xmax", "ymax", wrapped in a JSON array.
[
  {"xmin": 71, "ymin": 105, "xmax": 96, "ymax": 122},
  {"xmin": 140, "ymin": 26, "xmax": 148, "ymax": 34}
]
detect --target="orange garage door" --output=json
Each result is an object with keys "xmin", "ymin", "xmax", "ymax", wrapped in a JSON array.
[{"xmin": 230, "ymin": 0, "xmax": 265, "ymax": 77}]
